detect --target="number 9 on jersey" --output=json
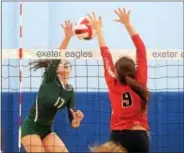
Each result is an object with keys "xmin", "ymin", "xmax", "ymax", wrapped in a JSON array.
[{"xmin": 122, "ymin": 92, "xmax": 133, "ymax": 107}]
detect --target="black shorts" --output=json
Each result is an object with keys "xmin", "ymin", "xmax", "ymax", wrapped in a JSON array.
[{"xmin": 110, "ymin": 130, "xmax": 149, "ymax": 153}]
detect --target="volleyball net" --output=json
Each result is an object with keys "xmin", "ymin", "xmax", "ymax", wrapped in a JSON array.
[{"xmin": 1, "ymin": 48, "xmax": 184, "ymax": 152}]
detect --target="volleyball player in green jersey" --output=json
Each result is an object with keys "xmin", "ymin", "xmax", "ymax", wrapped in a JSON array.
[{"xmin": 21, "ymin": 20, "xmax": 84, "ymax": 153}]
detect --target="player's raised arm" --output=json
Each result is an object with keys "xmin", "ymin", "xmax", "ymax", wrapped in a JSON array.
[
  {"xmin": 59, "ymin": 20, "xmax": 74, "ymax": 49},
  {"xmin": 114, "ymin": 8, "xmax": 147, "ymax": 86},
  {"xmin": 88, "ymin": 12, "xmax": 116, "ymax": 88},
  {"xmin": 44, "ymin": 20, "xmax": 74, "ymax": 83}
]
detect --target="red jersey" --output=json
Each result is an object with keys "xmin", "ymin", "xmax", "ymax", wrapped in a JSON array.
[{"xmin": 100, "ymin": 34, "xmax": 149, "ymax": 131}]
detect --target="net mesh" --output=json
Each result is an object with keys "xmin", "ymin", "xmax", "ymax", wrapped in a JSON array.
[{"xmin": 1, "ymin": 56, "xmax": 184, "ymax": 152}]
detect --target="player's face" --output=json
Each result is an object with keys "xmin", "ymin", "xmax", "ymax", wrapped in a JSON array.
[{"xmin": 57, "ymin": 60, "xmax": 72, "ymax": 77}]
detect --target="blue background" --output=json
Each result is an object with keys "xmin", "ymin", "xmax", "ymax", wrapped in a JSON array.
[
  {"xmin": 1, "ymin": 2, "xmax": 184, "ymax": 152},
  {"xmin": 2, "ymin": 92, "xmax": 184, "ymax": 152}
]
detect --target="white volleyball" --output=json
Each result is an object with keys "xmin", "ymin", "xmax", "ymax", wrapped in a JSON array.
[{"xmin": 73, "ymin": 16, "xmax": 96, "ymax": 40}]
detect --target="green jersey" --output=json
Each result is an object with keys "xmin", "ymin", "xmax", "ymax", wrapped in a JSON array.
[{"xmin": 27, "ymin": 60, "xmax": 75, "ymax": 126}]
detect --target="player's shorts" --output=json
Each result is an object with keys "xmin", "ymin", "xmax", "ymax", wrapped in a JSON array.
[
  {"xmin": 110, "ymin": 130, "xmax": 149, "ymax": 153},
  {"xmin": 21, "ymin": 118, "xmax": 53, "ymax": 140}
]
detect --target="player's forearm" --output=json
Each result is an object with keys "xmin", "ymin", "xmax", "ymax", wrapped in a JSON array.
[
  {"xmin": 96, "ymin": 30, "xmax": 114, "ymax": 73},
  {"xmin": 132, "ymin": 34, "xmax": 147, "ymax": 86},
  {"xmin": 58, "ymin": 36, "xmax": 71, "ymax": 50},
  {"xmin": 126, "ymin": 23, "xmax": 146, "ymax": 51},
  {"xmin": 96, "ymin": 30, "xmax": 107, "ymax": 47},
  {"xmin": 132, "ymin": 35, "xmax": 146, "ymax": 52},
  {"xmin": 68, "ymin": 109, "xmax": 74, "ymax": 124},
  {"xmin": 124, "ymin": 24, "xmax": 137, "ymax": 37}
]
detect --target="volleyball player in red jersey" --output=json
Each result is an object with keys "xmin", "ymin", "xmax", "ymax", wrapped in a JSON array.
[{"xmin": 88, "ymin": 9, "xmax": 150, "ymax": 152}]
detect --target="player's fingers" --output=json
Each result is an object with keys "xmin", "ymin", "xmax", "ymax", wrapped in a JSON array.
[
  {"xmin": 114, "ymin": 9, "xmax": 121, "ymax": 17},
  {"xmin": 67, "ymin": 20, "xmax": 70, "ymax": 26},
  {"xmin": 73, "ymin": 120, "xmax": 80, "ymax": 127},
  {"xmin": 77, "ymin": 112, "xmax": 84, "ymax": 120},
  {"xmin": 61, "ymin": 24, "xmax": 65, "ymax": 29},
  {"xmin": 73, "ymin": 110, "xmax": 79, "ymax": 118},
  {"xmin": 118, "ymin": 8, "xmax": 123, "ymax": 16},
  {"xmin": 87, "ymin": 13, "xmax": 93, "ymax": 20},
  {"xmin": 99, "ymin": 16, "xmax": 102, "ymax": 24},
  {"xmin": 70, "ymin": 23, "xmax": 73, "ymax": 28},
  {"xmin": 66, "ymin": 20, "xmax": 69, "ymax": 26},
  {"xmin": 65, "ymin": 20, "xmax": 67, "ymax": 27},
  {"xmin": 127, "ymin": 10, "xmax": 131, "ymax": 17},
  {"xmin": 123, "ymin": 8, "xmax": 126, "ymax": 15},
  {"xmin": 114, "ymin": 19, "xmax": 121, "ymax": 22},
  {"xmin": 92, "ymin": 12, "xmax": 97, "ymax": 20},
  {"xmin": 73, "ymin": 114, "xmax": 78, "ymax": 120},
  {"xmin": 75, "ymin": 110, "xmax": 80, "ymax": 114},
  {"xmin": 76, "ymin": 110, "xmax": 81, "ymax": 115},
  {"xmin": 77, "ymin": 111, "xmax": 82, "ymax": 116}
]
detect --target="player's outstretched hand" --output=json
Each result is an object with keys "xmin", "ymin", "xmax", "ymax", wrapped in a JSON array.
[
  {"xmin": 61, "ymin": 20, "xmax": 74, "ymax": 39},
  {"xmin": 70, "ymin": 109, "xmax": 84, "ymax": 128},
  {"xmin": 88, "ymin": 12, "xmax": 102, "ymax": 33},
  {"xmin": 114, "ymin": 8, "xmax": 131, "ymax": 27}
]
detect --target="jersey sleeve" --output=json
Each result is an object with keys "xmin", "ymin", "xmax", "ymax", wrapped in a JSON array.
[
  {"xmin": 132, "ymin": 35, "xmax": 147, "ymax": 86},
  {"xmin": 100, "ymin": 46, "xmax": 116, "ymax": 88},
  {"xmin": 44, "ymin": 60, "xmax": 61, "ymax": 83},
  {"xmin": 67, "ymin": 89, "xmax": 76, "ymax": 124}
]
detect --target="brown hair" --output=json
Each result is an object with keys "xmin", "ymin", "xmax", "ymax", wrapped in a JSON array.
[
  {"xmin": 29, "ymin": 59, "xmax": 51, "ymax": 71},
  {"xmin": 115, "ymin": 57, "xmax": 150, "ymax": 111},
  {"xmin": 89, "ymin": 141, "xmax": 127, "ymax": 152}
]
